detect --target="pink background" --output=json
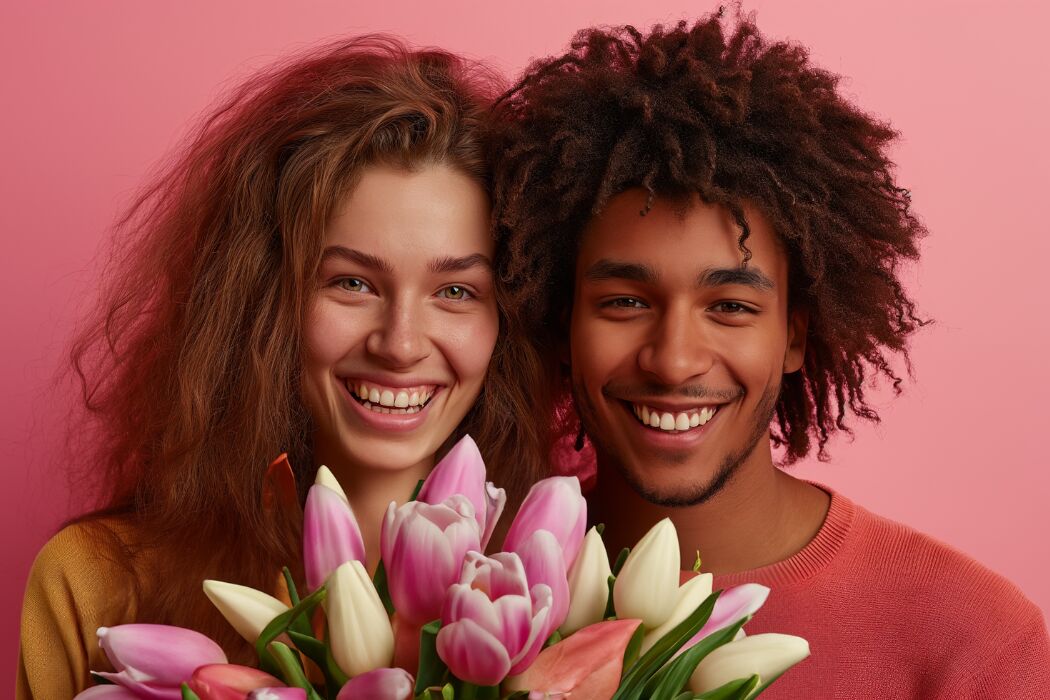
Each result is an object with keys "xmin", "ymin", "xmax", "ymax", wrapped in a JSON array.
[{"xmin": 3, "ymin": 0, "xmax": 1048, "ymax": 680}]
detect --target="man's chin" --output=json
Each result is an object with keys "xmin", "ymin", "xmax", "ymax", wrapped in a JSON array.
[{"xmin": 612, "ymin": 457, "xmax": 738, "ymax": 508}]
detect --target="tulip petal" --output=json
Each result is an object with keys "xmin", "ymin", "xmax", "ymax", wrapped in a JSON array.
[
  {"xmin": 481, "ymin": 481, "xmax": 507, "ymax": 549},
  {"xmin": 203, "ymin": 580, "xmax": 289, "ymax": 645},
  {"xmin": 504, "ymin": 618, "xmax": 642, "ymax": 696},
  {"xmin": 686, "ymin": 583, "xmax": 770, "ymax": 649},
  {"xmin": 514, "ymin": 530, "xmax": 570, "ymax": 635},
  {"xmin": 74, "ymin": 686, "xmax": 142, "ymax": 700},
  {"xmin": 188, "ymin": 664, "xmax": 285, "ymax": 700},
  {"xmin": 90, "ymin": 674, "xmax": 180, "ymax": 700},
  {"xmin": 304, "ymin": 483, "xmax": 366, "ymax": 590},
  {"xmin": 418, "ymin": 436, "xmax": 487, "ymax": 519},
  {"xmin": 336, "ymin": 667, "xmax": 415, "ymax": 700},
  {"xmin": 640, "ymin": 572, "xmax": 714, "ymax": 654},
  {"xmin": 97, "ymin": 624, "xmax": 227, "ymax": 686},
  {"xmin": 688, "ymin": 633, "xmax": 810, "ymax": 694},
  {"xmin": 504, "ymin": 477, "xmax": 587, "ymax": 570},
  {"xmin": 436, "ymin": 618, "xmax": 512, "ymax": 686},
  {"xmin": 560, "ymin": 527, "xmax": 612, "ymax": 635},
  {"xmin": 247, "ymin": 689, "xmax": 308, "ymax": 700},
  {"xmin": 612, "ymin": 518, "xmax": 680, "ymax": 627}
]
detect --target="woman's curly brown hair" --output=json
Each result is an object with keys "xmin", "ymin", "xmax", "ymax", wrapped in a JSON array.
[{"xmin": 489, "ymin": 10, "xmax": 928, "ymax": 463}]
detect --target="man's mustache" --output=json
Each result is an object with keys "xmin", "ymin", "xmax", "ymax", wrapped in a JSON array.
[{"xmin": 601, "ymin": 382, "xmax": 744, "ymax": 402}]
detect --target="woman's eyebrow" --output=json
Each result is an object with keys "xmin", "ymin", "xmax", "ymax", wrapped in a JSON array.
[
  {"xmin": 320, "ymin": 245, "xmax": 392, "ymax": 273},
  {"xmin": 428, "ymin": 253, "xmax": 492, "ymax": 274}
]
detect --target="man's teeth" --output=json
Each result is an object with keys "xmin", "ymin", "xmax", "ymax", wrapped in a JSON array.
[
  {"xmin": 632, "ymin": 404, "xmax": 717, "ymax": 432},
  {"xmin": 352, "ymin": 382, "xmax": 435, "ymax": 413}
]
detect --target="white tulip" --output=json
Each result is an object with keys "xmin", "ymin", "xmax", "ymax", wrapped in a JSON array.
[
  {"xmin": 560, "ymin": 527, "xmax": 613, "ymax": 635},
  {"xmin": 314, "ymin": 465, "xmax": 349, "ymax": 503},
  {"xmin": 327, "ymin": 560, "xmax": 394, "ymax": 677},
  {"xmin": 613, "ymin": 518, "xmax": 680, "ymax": 627},
  {"xmin": 202, "ymin": 580, "xmax": 289, "ymax": 645},
  {"xmin": 639, "ymin": 572, "xmax": 713, "ymax": 653},
  {"xmin": 689, "ymin": 633, "xmax": 810, "ymax": 695}
]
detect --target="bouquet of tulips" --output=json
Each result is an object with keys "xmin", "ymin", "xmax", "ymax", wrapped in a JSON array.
[{"xmin": 76, "ymin": 435, "xmax": 809, "ymax": 700}]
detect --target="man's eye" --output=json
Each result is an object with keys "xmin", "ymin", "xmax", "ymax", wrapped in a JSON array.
[
  {"xmin": 335, "ymin": 277, "xmax": 371, "ymax": 293},
  {"xmin": 438, "ymin": 285, "xmax": 472, "ymax": 301},
  {"xmin": 604, "ymin": 297, "xmax": 648, "ymax": 309},
  {"xmin": 712, "ymin": 302, "xmax": 754, "ymax": 314}
]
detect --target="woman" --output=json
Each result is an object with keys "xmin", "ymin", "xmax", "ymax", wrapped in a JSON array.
[{"xmin": 18, "ymin": 36, "xmax": 548, "ymax": 699}]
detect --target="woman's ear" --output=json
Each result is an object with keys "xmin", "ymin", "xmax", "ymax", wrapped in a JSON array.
[{"xmin": 783, "ymin": 306, "xmax": 809, "ymax": 374}]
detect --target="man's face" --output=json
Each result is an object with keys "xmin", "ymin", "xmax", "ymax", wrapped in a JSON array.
[{"xmin": 570, "ymin": 190, "xmax": 806, "ymax": 506}]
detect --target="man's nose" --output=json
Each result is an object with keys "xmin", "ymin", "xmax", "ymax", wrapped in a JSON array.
[
  {"xmin": 636, "ymin": 303, "xmax": 715, "ymax": 385},
  {"xmin": 365, "ymin": 299, "xmax": 431, "ymax": 368}
]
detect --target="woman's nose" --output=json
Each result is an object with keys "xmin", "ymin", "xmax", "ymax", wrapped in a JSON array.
[{"xmin": 365, "ymin": 300, "xmax": 431, "ymax": 368}]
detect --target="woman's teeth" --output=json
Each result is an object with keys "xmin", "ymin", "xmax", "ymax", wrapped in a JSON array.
[
  {"xmin": 631, "ymin": 404, "xmax": 717, "ymax": 432},
  {"xmin": 350, "ymin": 382, "xmax": 435, "ymax": 414}
]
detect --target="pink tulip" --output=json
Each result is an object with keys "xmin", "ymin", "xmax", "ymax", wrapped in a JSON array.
[
  {"xmin": 304, "ymin": 482, "xmax": 366, "ymax": 590},
  {"xmin": 436, "ymin": 551, "xmax": 553, "ymax": 686},
  {"xmin": 503, "ymin": 476, "xmax": 586, "ymax": 570},
  {"xmin": 381, "ymin": 495, "xmax": 481, "ymax": 626},
  {"xmin": 417, "ymin": 435, "xmax": 506, "ymax": 548},
  {"xmin": 512, "ymin": 529, "xmax": 570, "ymax": 635},
  {"xmin": 188, "ymin": 664, "xmax": 285, "ymax": 700},
  {"xmin": 681, "ymin": 583, "xmax": 770, "ymax": 653},
  {"xmin": 247, "ymin": 689, "xmax": 308, "ymax": 700},
  {"xmin": 74, "ymin": 686, "xmax": 141, "ymax": 699},
  {"xmin": 336, "ymin": 667, "xmax": 415, "ymax": 700},
  {"xmin": 92, "ymin": 624, "xmax": 227, "ymax": 699}
]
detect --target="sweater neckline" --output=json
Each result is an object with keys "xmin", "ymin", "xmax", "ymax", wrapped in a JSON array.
[{"xmin": 712, "ymin": 484, "xmax": 857, "ymax": 588}]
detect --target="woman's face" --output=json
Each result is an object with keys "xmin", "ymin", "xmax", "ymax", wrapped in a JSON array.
[{"xmin": 302, "ymin": 163, "xmax": 498, "ymax": 476}]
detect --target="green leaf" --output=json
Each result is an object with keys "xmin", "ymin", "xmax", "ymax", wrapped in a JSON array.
[
  {"xmin": 414, "ymin": 619, "xmax": 449, "ymax": 695},
  {"xmin": 621, "ymin": 622, "xmax": 646, "ymax": 672},
  {"xmin": 283, "ymin": 566, "xmax": 302, "ymax": 606},
  {"xmin": 270, "ymin": 640, "xmax": 324, "ymax": 700},
  {"xmin": 410, "ymin": 478, "xmax": 425, "ymax": 501},
  {"xmin": 180, "ymin": 683, "xmax": 201, "ymax": 700},
  {"xmin": 373, "ymin": 559, "xmax": 396, "ymax": 616},
  {"xmin": 642, "ymin": 616, "xmax": 749, "ymax": 699},
  {"xmin": 456, "ymin": 682, "xmax": 499, "ymax": 700},
  {"xmin": 603, "ymin": 574, "xmax": 619, "ymax": 620},
  {"xmin": 288, "ymin": 629, "xmax": 349, "ymax": 693},
  {"xmin": 441, "ymin": 683, "xmax": 455, "ymax": 699},
  {"xmin": 544, "ymin": 628, "xmax": 563, "ymax": 648},
  {"xmin": 691, "ymin": 552, "xmax": 702, "ymax": 573},
  {"xmin": 695, "ymin": 674, "xmax": 760, "ymax": 700},
  {"xmin": 612, "ymin": 590, "xmax": 721, "ymax": 700},
  {"xmin": 255, "ymin": 584, "xmax": 328, "ymax": 676},
  {"xmin": 611, "ymin": 547, "xmax": 631, "ymax": 576},
  {"xmin": 596, "ymin": 523, "xmax": 606, "ymax": 536}
]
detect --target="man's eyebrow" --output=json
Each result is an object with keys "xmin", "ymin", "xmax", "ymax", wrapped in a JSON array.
[
  {"xmin": 320, "ymin": 246, "xmax": 392, "ymax": 273},
  {"xmin": 697, "ymin": 266, "xmax": 775, "ymax": 291},
  {"xmin": 428, "ymin": 253, "xmax": 492, "ymax": 274},
  {"xmin": 584, "ymin": 259, "xmax": 658, "ymax": 284}
]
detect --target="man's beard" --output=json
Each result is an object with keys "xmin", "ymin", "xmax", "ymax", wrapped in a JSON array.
[{"xmin": 575, "ymin": 380, "xmax": 780, "ymax": 508}]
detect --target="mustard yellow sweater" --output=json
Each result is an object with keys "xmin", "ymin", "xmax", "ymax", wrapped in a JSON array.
[{"xmin": 17, "ymin": 521, "xmax": 139, "ymax": 699}]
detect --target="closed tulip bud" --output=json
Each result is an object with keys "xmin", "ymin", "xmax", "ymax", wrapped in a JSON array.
[
  {"xmin": 314, "ymin": 465, "xmax": 348, "ymax": 501},
  {"xmin": 640, "ymin": 572, "xmax": 713, "ymax": 653},
  {"xmin": 188, "ymin": 664, "xmax": 285, "ymax": 700},
  {"xmin": 328, "ymin": 560, "xmax": 395, "ymax": 677},
  {"xmin": 688, "ymin": 633, "xmax": 810, "ymax": 694},
  {"xmin": 92, "ymin": 624, "xmax": 227, "ymax": 697},
  {"xmin": 686, "ymin": 583, "xmax": 770, "ymax": 649},
  {"xmin": 560, "ymin": 527, "xmax": 612, "ymax": 635},
  {"xmin": 417, "ymin": 435, "xmax": 507, "ymax": 548},
  {"xmin": 504, "ymin": 476, "xmax": 587, "ymax": 570},
  {"xmin": 304, "ymin": 477, "xmax": 366, "ymax": 590},
  {"xmin": 612, "ymin": 518, "xmax": 680, "ymax": 627},
  {"xmin": 203, "ymin": 580, "xmax": 289, "ymax": 645},
  {"xmin": 336, "ymin": 667, "xmax": 415, "ymax": 700}
]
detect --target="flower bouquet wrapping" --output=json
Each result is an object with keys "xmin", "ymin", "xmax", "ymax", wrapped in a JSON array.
[{"xmin": 76, "ymin": 436, "xmax": 809, "ymax": 700}]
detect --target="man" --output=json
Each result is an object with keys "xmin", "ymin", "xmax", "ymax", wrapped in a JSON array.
[{"xmin": 490, "ymin": 12, "xmax": 1049, "ymax": 697}]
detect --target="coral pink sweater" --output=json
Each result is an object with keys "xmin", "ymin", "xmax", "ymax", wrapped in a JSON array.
[{"xmin": 711, "ymin": 489, "xmax": 1050, "ymax": 698}]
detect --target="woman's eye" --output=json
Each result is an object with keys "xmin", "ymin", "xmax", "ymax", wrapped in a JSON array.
[
  {"xmin": 335, "ymin": 277, "xmax": 371, "ymax": 293},
  {"xmin": 438, "ymin": 285, "xmax": 472, "ymax": 301}
]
